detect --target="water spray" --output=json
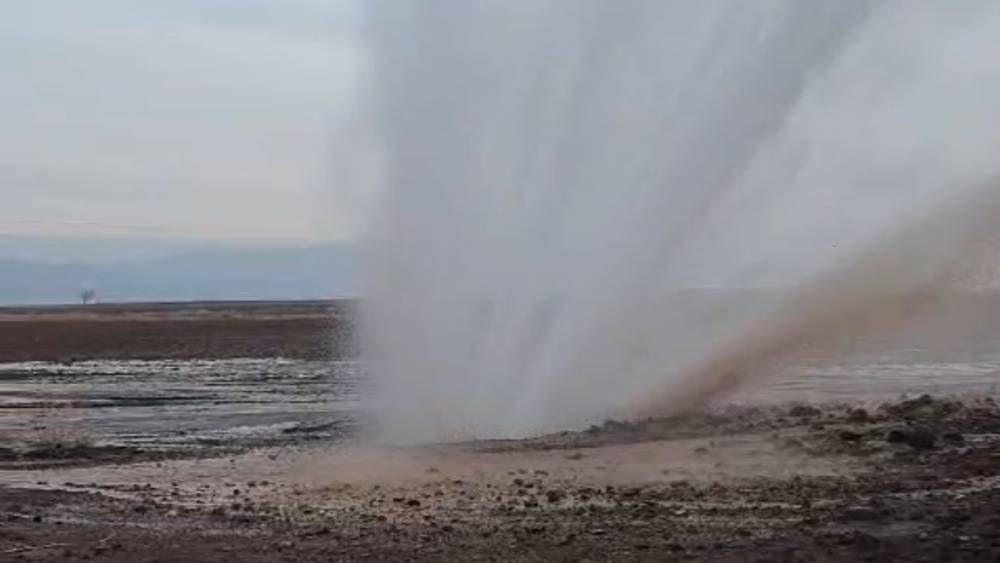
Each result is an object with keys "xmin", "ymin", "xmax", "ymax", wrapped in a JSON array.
[{"xmin": 361, "ymin": 0, "xmax": 1000, "ymax": 442}]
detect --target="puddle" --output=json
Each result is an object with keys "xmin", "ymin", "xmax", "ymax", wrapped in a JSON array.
[{"xmin": 0, "ymin": 359, "xmax": 362, "ymax": 449}]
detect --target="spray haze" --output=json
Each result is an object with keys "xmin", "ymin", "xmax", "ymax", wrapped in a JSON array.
[{"xmin": 360, "ymin": 0, "xmax": 1000, "ymax": 443}]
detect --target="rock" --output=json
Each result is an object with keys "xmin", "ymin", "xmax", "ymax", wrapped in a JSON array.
[
  {"xmin": 841, "ymin": 506, "xmax": 881, "ymax": 522},
  {"xmin": 406, "ymin": 499, "xmax": 421, "ymax": 508},
  {"xmin": 906, "ymin": 428, "xmax": 937, "ymax": 450},
  {"xmin": 886, "ymin": 429, "xmax": 908, "ymax": 444},
  {"xmin": 557, "ymin": 533, "xmax": 576, "ymax": 546},
  {"xmin": 546, "ymin": 489, "xmax": 566, "ymax": 503},
  {"xmin": 891, "ymin": 394, "xmax": 935, "ymax": 413},
  {"xmin": 790, "ymin": 405, "xmax": 822, "ymax": 418},
  {"xmin": 602, "ymin": 419, "xmax": 640, "ymax": 433},
  {"xmin": 621, "ymin": 487, "xmax": 643, "ymax": 498},
  {"xmin": 782, "ymin": 438, "xmax": 805, "ymax": 450},
  {"xmin": 886, "ymin": 427, "xmax": 936, "ymax": 450},
  {"xmin": 847, "ymin": 408, "xmax": 872, "ymax": 423},
  {"xmin": 943, "ymin": 432, "xmax": 965, "ymax": 444},
  {"xmin": 839, "ymin": 430, "xmax": 864, "ymax": 442},
  {"xmin": 885, "ymin": 394, "xmax": 961, "ymax": 419},
  {"xmin": 565, "ymin": 452, "xmax": 585, "ymax": 460}
]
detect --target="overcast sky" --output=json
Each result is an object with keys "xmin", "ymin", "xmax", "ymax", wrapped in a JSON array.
[{"xmin": 1, "ymin": 0, "xmax": 367, "ymax": 243}]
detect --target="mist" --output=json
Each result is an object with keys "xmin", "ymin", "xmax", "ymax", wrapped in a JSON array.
[{"xmin": 360, "ymin": 1, "xmax": 1000, "ymax": 443}]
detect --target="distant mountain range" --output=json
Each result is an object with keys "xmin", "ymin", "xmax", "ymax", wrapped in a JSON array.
[{"xmin": 0, "ymin": 236, "xmax": 359, "ymax": 304}]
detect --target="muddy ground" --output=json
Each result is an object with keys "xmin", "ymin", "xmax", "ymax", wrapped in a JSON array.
[
  {"xmin": 3, "ymin": 394, "xmax": 1000, "ymax": 562},
  {"xmin": 0, "ymin": 301, "xmax": 355, "ymax": 362},
  {"xmin": 3, "ymin": 301, "xmax": 1000, "ymax": 561}
]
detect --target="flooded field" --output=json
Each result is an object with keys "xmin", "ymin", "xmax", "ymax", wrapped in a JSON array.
[
  {"xmin": 1, "ymin": 304, "xmax": 1000, "ymax": 561},
  {"xmin": 0, "ymin": 359, "xmax": 362, "ymax": 450},
  {"xmin": 2, "ymin": 347, "xmax": 998, "ymax": 452}
]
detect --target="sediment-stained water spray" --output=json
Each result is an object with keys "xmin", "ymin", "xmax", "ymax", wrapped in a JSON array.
[{"xmin": 360, "ymin": 1, "xmax": 1000, "ymax": 442}]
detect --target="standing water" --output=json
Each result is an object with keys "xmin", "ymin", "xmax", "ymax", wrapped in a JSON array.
[{"xmin": 360, "ymin": 1, "xmax": 1000, "ymax": 442}]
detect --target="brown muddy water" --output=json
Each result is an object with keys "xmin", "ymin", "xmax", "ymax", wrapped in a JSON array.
[{"xmin": 1, "ymin": 347, "xmax": 998, "ymax": 451}]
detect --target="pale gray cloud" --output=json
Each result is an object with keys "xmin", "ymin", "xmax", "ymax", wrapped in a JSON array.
[{"xmin": 0, "ymin": 0, "xmax": 365, "ymax": 242}]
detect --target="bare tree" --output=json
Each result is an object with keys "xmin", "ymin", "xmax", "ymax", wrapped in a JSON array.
[{"xmin": 80, "ymin": 289, "xmax": 96, "ymax": 305}]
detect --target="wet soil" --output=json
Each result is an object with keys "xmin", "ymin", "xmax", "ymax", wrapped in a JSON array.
[
  {"xmin": 4, "ymin": 395, "xmax": 1000, "ymax": 562},
  {"xmin": 0, "ymin": 301, "xmax": 356, "ymax": 362},
  {"xmin": 0, "ymin": 358, "xmax": 361, "ymax": 469},
  {"xmin": 3, "ymin": 300, "xmax": 1000, "ymax": 560}
]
